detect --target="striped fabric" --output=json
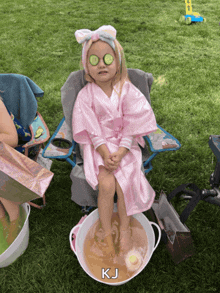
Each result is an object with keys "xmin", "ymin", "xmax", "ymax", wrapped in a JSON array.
[
  {"xmin": 119, "ymin": 136, "xmax": 133, "ymax": 150},
  {"xmin": 88, "ymin": 133, "xmax": 133, "ymax": 150},
  {"xmin": 89, "ymin": 133, "xmax": 106, "ymax": 149}
]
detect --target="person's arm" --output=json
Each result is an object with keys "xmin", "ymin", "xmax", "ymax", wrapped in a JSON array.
[
  {"xmin": 89, "ymin": 133, "xmax": 105, "ymax": 150},
  {"xmin": 96, "ymin": 144, "xmax": 110, "ymax": 159},
  {"xmin": 88, "ymin": 133, "xmax": 108, "ymax": 159},
  {"xmin": 118, "ymin": 146, "xmax": 129, "ymax": 158},
  {"xmin": 118, "ymin": 136, "xmax": 132, "ymax": 158},
  {"xmin": 0, "ymin": 100, "xmax": 18, "ymax": 148}
]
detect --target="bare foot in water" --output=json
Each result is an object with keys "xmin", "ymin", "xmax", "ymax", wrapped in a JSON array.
[
  {"xmin": 95, "ymin": 228, "xmax": 115, "ymax": 259},
  {"xmin": 103, "ymin": 232, "xmax": 116, "ymax": 259},
  {"xmin": 119, "ymin": 226, "xmax": 133, "ymax": 255},
  {"xmin": 6, "ymin": 216, "xmax": 22, "ymax": 246}
]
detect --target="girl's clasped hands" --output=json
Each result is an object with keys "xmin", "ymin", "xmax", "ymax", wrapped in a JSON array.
[{"xmin": 104, "ymin": 151, "xmax": 123, "ymax": 172}]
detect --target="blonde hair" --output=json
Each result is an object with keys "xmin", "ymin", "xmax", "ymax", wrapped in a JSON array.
[{"xmin": 79, "ymin": 39, "xmax": 130, "ymax": 99}]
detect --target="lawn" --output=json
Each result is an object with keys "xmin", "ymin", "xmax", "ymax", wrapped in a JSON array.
[{"xmin": 0, "ymin": 0, "xmax": 220, "ymax": 292}]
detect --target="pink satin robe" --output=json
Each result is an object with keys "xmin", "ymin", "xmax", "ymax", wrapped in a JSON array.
[{"xmin": 72, "ymin": 80, "xmax": 158, "ymax": 216}]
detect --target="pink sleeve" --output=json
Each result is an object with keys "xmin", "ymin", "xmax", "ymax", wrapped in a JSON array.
[
  {"xmin": 88, "ymin": 133, "xmax": 105, "ymax": 149},
  {"xmin": 119, "ymin": 136, "xmax": 133, "ymax": 150}
]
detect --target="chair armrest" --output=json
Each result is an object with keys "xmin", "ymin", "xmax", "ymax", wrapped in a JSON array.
[
  {"xmin": 42, "ymin": 117, "xmax": 75, "ymax": 159},
  {"xmin": 23, "ymin": 111, "xmax": 50, "ymax": 149},
  {"xmin": 144, "ymin": 124, "xmax": 181, "ymax": 153}
]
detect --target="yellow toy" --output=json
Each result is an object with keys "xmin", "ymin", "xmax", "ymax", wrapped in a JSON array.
[{"xmin": 179, "ymin": 0, "xmax": 206, "ymax": 25}]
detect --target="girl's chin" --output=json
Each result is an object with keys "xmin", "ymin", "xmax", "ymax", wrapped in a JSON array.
[{"xmin": 96, "ymin": 76, "xmax": 111, "ymax": 82}]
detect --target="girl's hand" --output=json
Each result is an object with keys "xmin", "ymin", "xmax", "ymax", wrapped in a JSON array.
[
  {"xmin": 103, "ymin": 149, "xmax": 127, "ymax": 172},
  {"xmin": 109, "ymin": 151, "xmax": 123, "ymax": 164},
  {"xmin": 107, "ymin": 151, "xmax": 123, "ymax": 171},
  {"xmin": 103, "ymin": 155, "xmax": 118, "ymax": 172}
]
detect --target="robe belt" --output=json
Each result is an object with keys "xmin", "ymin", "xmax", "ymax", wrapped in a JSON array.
[
  {"xmin": 101, "ymin": 126, "xmax": 123, "ymax": 139},
  {"xmin": 100, "ymin": 126, "xmax": 146, "ymax": 148}
]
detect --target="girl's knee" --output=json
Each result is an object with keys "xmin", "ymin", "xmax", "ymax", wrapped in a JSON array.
[
  {"xmin": 99, "ymin": 176, "xmax": 115, "ymax": 194},
  {"xmin": 98, "ymin": 166, "xmax": 116, "ymax": 195}
]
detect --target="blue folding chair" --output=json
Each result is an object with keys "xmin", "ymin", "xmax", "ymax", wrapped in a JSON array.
[{"xmin": 42, "ymin": 69, "xmax": 181, "ymax": 213}]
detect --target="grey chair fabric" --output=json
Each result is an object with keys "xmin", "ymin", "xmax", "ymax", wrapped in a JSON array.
[{"xmin": 61, "ymin": 69, "xmax": 154, "ymax": 207}]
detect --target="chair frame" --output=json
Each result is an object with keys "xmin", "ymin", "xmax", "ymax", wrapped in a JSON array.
[{"xmin": 23, "ymin": 111, "xmax": 50, "ymax": 209}]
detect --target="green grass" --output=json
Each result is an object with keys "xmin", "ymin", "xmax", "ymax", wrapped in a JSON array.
[{"xmin": 1, "ymin": 0, "xmax": 220, "ymax": 291}]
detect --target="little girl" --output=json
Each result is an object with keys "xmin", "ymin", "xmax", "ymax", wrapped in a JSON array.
[
  {"xmin": 0, "ymin": 95, "xmax": 22, "ymax": 246},
  {"xmin": 72, "ymin": 25, "xmax": 158, "ymax": 258}
]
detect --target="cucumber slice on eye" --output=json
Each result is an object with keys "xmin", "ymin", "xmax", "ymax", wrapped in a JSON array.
[
  {"xmin": 104, "ymin": 54, "xmax": 114, "ymax": 65},
  {"xmin": 89, "ymin": 55, "xmax": 99, "ymax": 66}
]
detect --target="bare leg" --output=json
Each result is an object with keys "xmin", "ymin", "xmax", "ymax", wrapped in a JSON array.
[
  {"xmin": 0, "ymin": 198, "xmax": 21, "ymax": 245},
  {"xmin": 0, "ymin": 201, "xmax": 10, "ymax": 240},
  {"xmin": 0, "ymin": 202, "xmax": 5, "ymax": 219},
  {"xmin": 115, "ymin": 180, "xmax": 133, "ymax": 253},
  {"xmin": 0, "ymin": 197, "xmax": 19, "ymax": 222},
  {"xmin": 97, "ymin": 166, "xmax": 116, "ymax": 257}
]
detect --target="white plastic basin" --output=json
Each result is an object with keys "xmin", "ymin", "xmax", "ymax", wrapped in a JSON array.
[
  {"xmin": 0, "ymin": 203, "xmax": 30, "ymax": 268},
  {"xmin": 69, "ymin": 205, "xmax": 161, "ymax": 286}
]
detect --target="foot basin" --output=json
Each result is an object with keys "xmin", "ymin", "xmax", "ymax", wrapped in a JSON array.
[
  {"xmin": 0, "ymin": 203, "xmax": 30, "ymax": 268},
  {"xmin": 69, "ymin": 204, "xmax": 161, "ymax": 286}
]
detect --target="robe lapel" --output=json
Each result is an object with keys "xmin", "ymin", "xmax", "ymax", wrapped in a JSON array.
[{"xmin": 92, "ymin": 82, "xmax": 120, "ymax": 118}]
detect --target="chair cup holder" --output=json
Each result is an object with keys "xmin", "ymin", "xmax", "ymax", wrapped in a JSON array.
[{"xmin": 51, "ymin": 138, "xmax": 72, "ymax": 149}]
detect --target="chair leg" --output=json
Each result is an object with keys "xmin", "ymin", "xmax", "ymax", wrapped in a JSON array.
[
  {"xmin": 27, "ymin": 194, "xmax": 46, "ymax": 209},
  {"xmin": 24, "ymin": 147, "xmax": 29, "ymax": 157},
  {"xmin": 32, "ymin": 145, "xmax": 42, "ymax": 162},
  {"xmin": 81, "ymin": 206, "xmax": 93, "ymax": 213}
]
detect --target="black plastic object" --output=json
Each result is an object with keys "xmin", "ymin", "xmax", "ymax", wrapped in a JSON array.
[{"xmin": 51, "ymin": 138, "xmax": 72, "ymax": 149}]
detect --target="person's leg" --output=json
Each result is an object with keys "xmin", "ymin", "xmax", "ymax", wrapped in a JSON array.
[
  {"xmin": 0, "ymin": 197, "xmax": 19, "ymax": 222},
  {"xmin": 0, "ymin": 201, "xmax": 10, "ymax": 240},
  {"xmin": 0, "ymin": 197, "xmax": 21, "ymax": 245},
  {"xmin": 0, "ymin": 201, "xmax": 5, "ymax": 219},
  {"xmin": 97, "ymin": 166, "xmax": 116, "ymax": 257},
  {"xmin": 115, "ymin": 180, "xmax": 133, "ymax": 253}
]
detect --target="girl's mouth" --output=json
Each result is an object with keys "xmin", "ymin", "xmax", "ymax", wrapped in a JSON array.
[{"xmin": 99, "ymin": 71, "xmax": 108, "ymax": 75}]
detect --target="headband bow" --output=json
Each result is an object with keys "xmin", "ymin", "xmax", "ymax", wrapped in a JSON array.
[
  {"xmin": 75, "ymin": 25, "xmax": 120, "ymax": 73},
  {"xmin": 75, "ymin": 25, "xmax": 116, "ymax": 45}
]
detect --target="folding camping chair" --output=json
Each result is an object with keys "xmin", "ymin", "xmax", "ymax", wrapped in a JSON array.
[
  {"xmin": 169, "ymin": 135, "xmax": 220, "ymax": 207},
  {"xmin": 42, "ymin": 68, "xmax": 181, "ymax": 213},
  {"xmin": 0, "ymin": 74, "xmax": 52, "ymax": 209}
]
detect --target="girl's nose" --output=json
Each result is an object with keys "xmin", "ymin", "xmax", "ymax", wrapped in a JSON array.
[{"xmin": 98, "ymin": 59, "xmax": 106, "ymax": 67}]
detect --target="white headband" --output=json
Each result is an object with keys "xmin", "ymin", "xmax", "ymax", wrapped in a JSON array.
[{"xmin": 75, "ymin": 25, "xmax": 121, "ymax": 73}]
